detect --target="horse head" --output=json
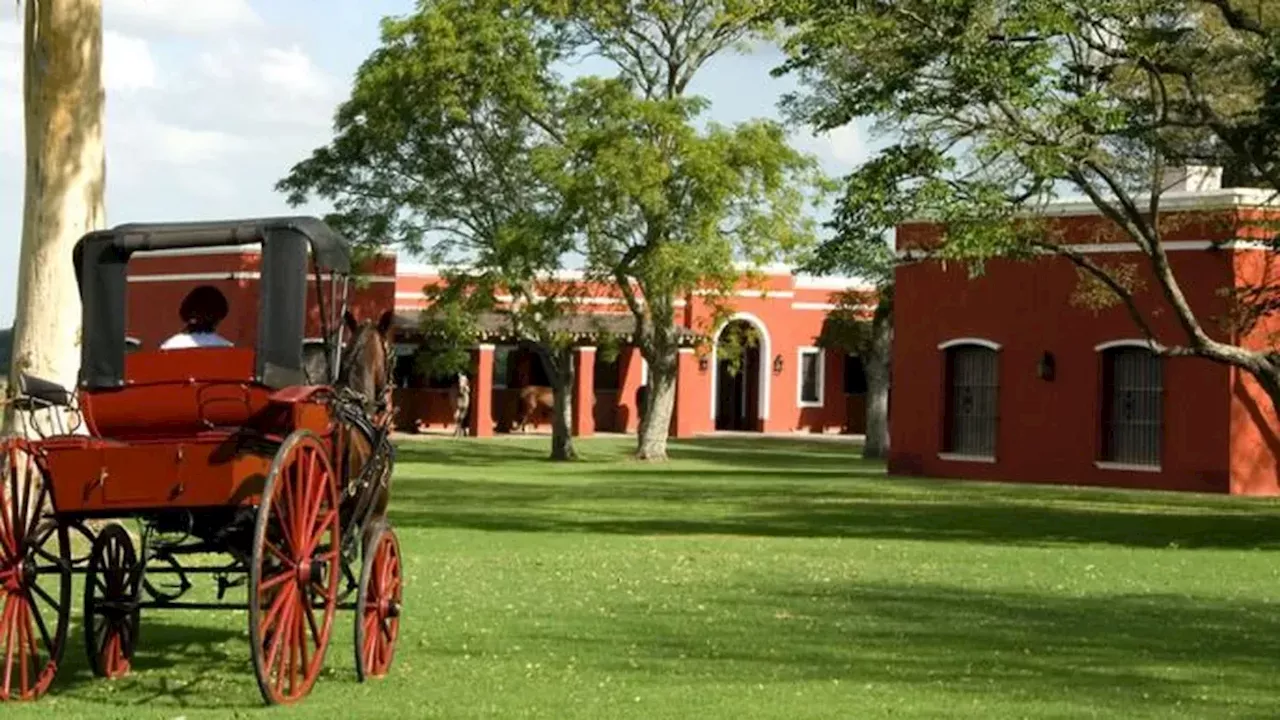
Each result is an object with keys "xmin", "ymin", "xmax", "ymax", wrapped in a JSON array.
[{"xmin": 338, "ymin": 309, "xmax": 396, "ymax": 418}]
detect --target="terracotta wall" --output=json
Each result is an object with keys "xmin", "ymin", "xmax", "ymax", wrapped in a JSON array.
[
  {"xmin": 890, "ymin": 247, "xmax": 1240, "ymax": 493},
  {"xmin": 393, "ymin": 266, "xmax": 873, "ymax": 437},
  {"xmin": 125, "ymin": 249, "xmax": 396, "ymax": 350}
]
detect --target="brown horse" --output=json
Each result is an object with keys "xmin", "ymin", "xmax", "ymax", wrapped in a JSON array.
[
  {"xmin": 515, "ymin": 385, "xmax": 553, "ymax": 432},
  {"xmin": 330, "ymin": 309, "xmax": 396, "ymax": 541}
]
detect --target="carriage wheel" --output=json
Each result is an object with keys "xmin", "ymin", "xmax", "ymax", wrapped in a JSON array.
[
  {"xmin": 0, "ymin": 439, "xmax": 71, "ymax": 702},
  {"xmin": 354, "ymin": 523, "xmax": 401, "ymax": 681},
  {"xmin": 84, "ymin": 523, "xmax": 140, "ymax": 679},
  {"xmin": 249, "ymin": 430, "xmax": 340, "ymax": 706}
]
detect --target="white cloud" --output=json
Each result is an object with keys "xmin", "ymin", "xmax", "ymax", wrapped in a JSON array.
[
  {"xmin": 0, "ymin": 22, "xmax": 19, "ymax": 158},
  {"xmin": 792, "ymin": 123, "xmax": 866, "ymax": 171},
  {"xmin": 259, "ymin": 46, "xmax": 333, "ymax": 100},
  {"xmin": 103, "ymin": 31, "xmax": 158, "ymax": 92},
  {"xmin": 107, "ymin": 0, "xmax": 262, "ymax": 37},
  {"xmin": 145, "ymin": 122, "xmax": 249, "ymax": 166}
]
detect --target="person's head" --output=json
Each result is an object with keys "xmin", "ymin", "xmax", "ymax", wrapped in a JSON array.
[{"xmin": 179, "ymin": 285, "xmax": 229, "ymax": 333}]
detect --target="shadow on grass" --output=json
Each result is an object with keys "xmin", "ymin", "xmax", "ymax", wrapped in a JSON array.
[
  {"xmin": 672, "ymin": 437, "xmax": 877, "ymax": 471},
  {"xmin": 53, "ymin": 619, "xmax": 253, "ymax": 710},
  {"xmin": 393, "ymin": 435, "xmax": 873, "ymax": 471},
  {"xmin": 506, "ymin": 579, "xmax": 1280, "ymax": 714},
  {"xmin": 389, "ymin": 471, "xmax": 1280, "ymax": 550}
]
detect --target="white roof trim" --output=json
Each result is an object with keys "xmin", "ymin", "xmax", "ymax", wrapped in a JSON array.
[
  {"xmin": 903, "ymin": 188, "xmax": 1280, "ymax": 224},
  {"xmin": 128, "ymin": 272, "xmax": 395, "ymax": 283},
  {"xmin": 937, "ymin": 337, "xmax": 1002, "ymax": 351},
  {"xmin": 793, "ymin": 275, "xmax": 876, "ymax": 290},
  {"xmin": 898, "ymin": 239, "xmax": 1273, "ymax": 260},
  {"xmin": 1093, "ymin": 338, "xmax": 1159, "ymax": 352}
]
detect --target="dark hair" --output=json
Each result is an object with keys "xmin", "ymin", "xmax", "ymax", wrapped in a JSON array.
[{"xmin": 179, "ymin": 285, "xmax": 229, "ymax": 332}]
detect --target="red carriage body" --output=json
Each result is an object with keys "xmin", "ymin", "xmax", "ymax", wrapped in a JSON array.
[{"xmin": 0, "ymin": 218, "xmax": 400, "ymax": 705}]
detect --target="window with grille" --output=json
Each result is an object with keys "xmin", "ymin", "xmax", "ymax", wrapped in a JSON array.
[
  {"xmin": 1101, "ymin": 347, "xmax": 1162, "ymax": 466},
  {"xmin": 944, "ymin": 345, "xmax": 999, "ymax": 457},
  {"xmin": 798, "ymin": 348, "xmax": 824, "ymax": 406}
]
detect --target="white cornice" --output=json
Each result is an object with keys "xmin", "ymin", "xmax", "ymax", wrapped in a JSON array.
[{"xmin": 902, "ymin": 188, "xmax": 1280, "ymax": 225}]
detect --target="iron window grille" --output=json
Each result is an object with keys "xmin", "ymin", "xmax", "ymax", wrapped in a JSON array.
[{"xmin": 944, "ymin": 345, "xmax": 999, "ymax": 457}]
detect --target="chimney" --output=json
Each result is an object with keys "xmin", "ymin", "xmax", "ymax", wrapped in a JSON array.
[{"xmin": 1160, "ymin": 164, "xmax": 1223, "ymax": 193}]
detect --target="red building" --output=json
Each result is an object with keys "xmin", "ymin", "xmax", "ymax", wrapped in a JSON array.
[
  {"xmin": 891, "ymin": 179, "xmax": 1280, "ymax": 495},
  {"xmin": 121, "ymin": 243, "xmax": 874, "ymax": 439},
  {"xmin": 391, "ymin": 264, "xmax": 874, "ymax": 437}
]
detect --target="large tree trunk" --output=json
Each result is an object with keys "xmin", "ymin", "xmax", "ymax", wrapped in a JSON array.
[
  {"xmin": 537, "ymin": 345, "xmax": 578, "ymax": 458},
  {"xmin": 636, "ymin": 347, "xmax": 676, "ymax": 461},
  {"xmin": 862, "ymin": 293, "xmax": 893, "ymax": 460},
  {"xmin": 863, "ymin": 351, "xmax": 891, "ymax": 460},
  {"xmin": 8, "ymin": 0, "xmax": 105, "ymax": 434},
  {"xmin": 544, "ymin": 347, "xmax": 577, "ymax": 461}
]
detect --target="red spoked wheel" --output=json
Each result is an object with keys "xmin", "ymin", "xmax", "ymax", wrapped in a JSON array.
[
  {"xmin": 354, "ymin": 523, "xmax": 401, "ymax": 681},
  {"xmin": 0, "ymin": 439, "xmax": 70, "ymax": 702},
  {"xmin": 84, "ymin": 523, "xmax": 140, "ymax": 679},
  {"xmin": 249, "ymin": 430, "xmax": 340, "ymax": 706}
]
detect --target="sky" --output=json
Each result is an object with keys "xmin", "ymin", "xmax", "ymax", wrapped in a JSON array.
[{"xmin": 0, "ymin": 0, "xmax": 872, "ymax": 326}]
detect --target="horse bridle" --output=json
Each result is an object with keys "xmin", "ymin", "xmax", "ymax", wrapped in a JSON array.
[{"xmin": 338, "ymin": 324, "xmax": 395, "ymax": 426}]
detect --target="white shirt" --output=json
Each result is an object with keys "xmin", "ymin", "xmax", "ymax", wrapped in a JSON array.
[{"xmin": 160, "ymin": 331, "xmax": 234, "ymax": 350}]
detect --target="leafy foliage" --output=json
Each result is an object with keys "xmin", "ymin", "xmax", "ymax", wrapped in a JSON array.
[
  {"xmin": 774, "ymin": 0, "xmax": 1280, "ymax": 388},
  {"xmin": 280, "ymin": 0, "xmax": 830, "ymax": 459}
]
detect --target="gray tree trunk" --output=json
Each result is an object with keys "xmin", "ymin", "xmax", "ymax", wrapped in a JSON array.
[
  {"xmin": 636, "ymin": 348, "xmax": 676, "ymax": 460},
  {"xmin": 9, "ymin": 0, "xmax": 106, "ymax": 435},
  {"xmin": 862, "ymin": 289, "xmax": 894, "ymax": 460},
  {"xmin": 863, "ymin": 355, "xmax": 891, "ymax": 460},
  {"xmin": 544, "ymin": 347, "xmax": 577, "ymax": 461}
]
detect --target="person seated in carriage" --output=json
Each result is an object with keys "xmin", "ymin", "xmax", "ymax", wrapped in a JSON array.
[{"xmin": 160, "ymin": 285, "xmax": 234, "ymax": 350}]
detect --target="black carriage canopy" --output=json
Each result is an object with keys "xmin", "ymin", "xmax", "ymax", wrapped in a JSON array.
[{"xmin": 73, "ymin": 216, "xmax": 354, "ymax": 390}]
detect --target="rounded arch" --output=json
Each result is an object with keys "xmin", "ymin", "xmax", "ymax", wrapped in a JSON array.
[
  {"xmin": 710, "ymin": 311, "xmax": 772, "ymax": 423},
  {"xmin": 937, "ymin": 337, "xmax": 1002, "ymax": 351},
  {"xmin": 1093, "ymin": 338, "xmax": 1158, "ymax": 353}
]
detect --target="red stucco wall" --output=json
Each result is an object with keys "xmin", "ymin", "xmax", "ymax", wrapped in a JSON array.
[
  {"xmin": 395, "ymin": 264, "xmax": 873, "ymax": 436},
  {"xmin": 891, "ymin": 205, "xmax": 1280, "ymax": 495},
  {"xmin": 125, "ymin": 249, "xmax": 396, "ymax": 350}
]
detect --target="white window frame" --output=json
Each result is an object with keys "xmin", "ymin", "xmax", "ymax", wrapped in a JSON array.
[{"xmin": 797, "ymin": 346, "xmax": 825, "ymax": 408}]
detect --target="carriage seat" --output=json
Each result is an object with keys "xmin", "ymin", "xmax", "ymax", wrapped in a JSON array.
[
  {"xmin": 81, "ymin": 347, "xmax": 273, "ymax": 440},
  {"xmin": 16, "ymin": 373, "xmax": 73, "ymax": 408}
]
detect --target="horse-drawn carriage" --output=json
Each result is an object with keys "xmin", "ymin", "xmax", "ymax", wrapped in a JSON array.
[{"xmin": 0, "ymin": 217, "xmax": 401, "ymax": 705}]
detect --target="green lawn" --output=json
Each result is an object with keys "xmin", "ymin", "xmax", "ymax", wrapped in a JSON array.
[{"xmin": 11, "ymin": 436, "xmax": 1280, "ymax": 719}]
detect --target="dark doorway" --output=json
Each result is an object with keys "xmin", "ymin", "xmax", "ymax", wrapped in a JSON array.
[{"xmin": 715, "ymin": 320, "xmax": 761, "ymax": 431}]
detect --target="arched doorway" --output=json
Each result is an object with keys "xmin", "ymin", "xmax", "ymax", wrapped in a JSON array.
[{"xmin": 712, "ymin": 316, "xmax": 768, "ymax": 431}]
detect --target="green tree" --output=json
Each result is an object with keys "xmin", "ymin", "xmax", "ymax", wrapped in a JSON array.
[
  {"xmin": 277, "ymin": 1, "xmax": 588, "ymax": 459},
  {"xmin": 774, "ymin": 0, "xmax": 1280, "ymax": 424},
  {"xmin": 281, "ymin": 0, "xmax": 828, "ymax": 461}
]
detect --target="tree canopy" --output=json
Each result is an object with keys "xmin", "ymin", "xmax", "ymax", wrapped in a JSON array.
[
  {"xmin": 775, "ymin": 0, "xmax": 1280, "ymax": 413},
  {"xmin": 280, "ymin": 0, "xmax": 829, "ymax": 460}
]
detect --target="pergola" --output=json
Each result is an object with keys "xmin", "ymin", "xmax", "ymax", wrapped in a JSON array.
[{"xmin": 390, "ymin": 311, "xmax": 708, "ymax": 437}]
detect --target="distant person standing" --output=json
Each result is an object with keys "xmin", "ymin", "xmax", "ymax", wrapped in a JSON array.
[
  {"xmin": 451, "ymin": 373, "xmax": 471, "ymax": 437},
  {"xmin": 160, "ymin": 285, "xmax": 234, "ymax": 350}
]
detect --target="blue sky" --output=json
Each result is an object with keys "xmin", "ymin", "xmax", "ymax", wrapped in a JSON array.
[{"xmin": 0, "ymin": 0, "xmax": 870, "ymax": 326}]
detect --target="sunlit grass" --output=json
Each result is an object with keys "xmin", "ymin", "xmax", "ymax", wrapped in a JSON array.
[{"xmin": 8, "ymin": 435, "xmax": 1280, "ymax": 719}]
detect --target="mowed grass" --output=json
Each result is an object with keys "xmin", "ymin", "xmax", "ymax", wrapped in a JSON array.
[{"xmin": 10, "ymin": 435, "xmax": 1280, "ymax": 719}]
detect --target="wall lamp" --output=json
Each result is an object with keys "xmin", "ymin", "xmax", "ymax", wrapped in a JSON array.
[
  {"xmin": 1037, "ymin": 351, "xmax": 1056, "ymax": 381},
  {"xmin": 698, "ymin": 355, "xmax": 709, "ymax": 372},
  {"xmin": 772, "ymin": 354, "xmax": 784, "ymax": 375}
]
